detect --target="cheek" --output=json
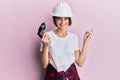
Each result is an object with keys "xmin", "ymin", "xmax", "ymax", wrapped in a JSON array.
[
  {"xmin": 55, "ymin": 21, "xmax": 60, "ymax": 27},
  {"xmin": 56, "ymin": 20, "xmax": 62, "ymax": 25},
  {"xmin": 67, "ymin": 21, "xmax": 69, "ymax": 24},
  {"xmin": 57, "ymin": 20, "xmax": 61, "ymax": 23},
  {"xmin": 66, "ymin": 20, "xmax": 69, "ymax": 25},
  {"xmin": 56, "ymin": 21, "xmax": 60, "ymax": 25}
]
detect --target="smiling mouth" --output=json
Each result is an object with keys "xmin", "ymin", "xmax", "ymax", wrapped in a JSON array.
[{"xmin": 60, "ymin": 24, "xmax": 67, "ymax": 27}]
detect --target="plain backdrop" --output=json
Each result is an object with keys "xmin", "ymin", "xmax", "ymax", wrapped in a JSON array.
[{"xmin": 0, "ymin": 0, "xmax": 120, "ymax": 80}]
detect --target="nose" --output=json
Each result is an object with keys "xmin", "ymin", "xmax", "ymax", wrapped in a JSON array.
[{"xmin": 61, "ymin": 18, "xmax": 65, "ymax": 23}]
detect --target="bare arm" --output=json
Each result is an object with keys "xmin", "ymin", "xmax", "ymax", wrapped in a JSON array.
[
  {"xmin": 75, "ymin": 30, "xmax": 92, "ymax": 67},
  {"xmin": 40, "ymin": 34, "xmax": 51, "ymax": 68}
]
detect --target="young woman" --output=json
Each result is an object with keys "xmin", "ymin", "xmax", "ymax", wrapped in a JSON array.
[{"xmin": 40, "ymin": 2, "xmax": 92, "ymax": 80}]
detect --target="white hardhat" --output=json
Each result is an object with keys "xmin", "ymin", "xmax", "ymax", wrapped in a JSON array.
[{"xmin": 51, "ymin": 2, "xmax": 73, "ymax": 17}]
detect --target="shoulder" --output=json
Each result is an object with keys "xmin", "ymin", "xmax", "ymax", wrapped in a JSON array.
[
  {"xmin": 68, "ymin": 31, "xmax": 79, "ymax": 39},
  {"xmin": 44, "ymin": 30, "xmax": 53, "ymax": 37},
  {"xmin": 68, "ymin": 32, "xmax": 80, "ymax": 42},
  {"xmin": 44, "ymin": 30, "xmax": 55, "ymax": 39},
  {"xmin": 45, "ymin": 30, "xmax": 52, "ymax": 35}
]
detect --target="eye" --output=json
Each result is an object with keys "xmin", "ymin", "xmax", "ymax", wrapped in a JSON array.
[
  {"xmin": 64, "ymin": 17, "xmax": 69, "ymax": 20},
  {"xmin": 57, "ymin": 17, "xmax": 62, "ymax": 20}
]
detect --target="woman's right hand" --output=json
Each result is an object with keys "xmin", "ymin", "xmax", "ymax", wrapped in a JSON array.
[{"xmin": 41, "ymin": 34, "xmax": 51, "ymax": 48}]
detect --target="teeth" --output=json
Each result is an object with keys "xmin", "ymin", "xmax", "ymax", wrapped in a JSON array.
[{"xmin": 60, "ymin": 24, "xmax": 65, "ymax": 26}]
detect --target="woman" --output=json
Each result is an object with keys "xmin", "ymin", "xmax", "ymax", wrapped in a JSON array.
[{"xmin": 40, "ymin": 2, "xmax": 92, "ymax": 80}]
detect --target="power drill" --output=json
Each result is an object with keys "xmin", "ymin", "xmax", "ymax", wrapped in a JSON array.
[{"xmin": 37, "ymin": 22, "xmax": 46, "ymax": 38}]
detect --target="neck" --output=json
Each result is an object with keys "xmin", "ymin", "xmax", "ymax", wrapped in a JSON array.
[
  {"xmin": 54, "ymin": 29, "xmax": 68, "ymax": 38},
  {"xmin": 56, "ymin": 29, "xmax": 67, "ymax": 33}
]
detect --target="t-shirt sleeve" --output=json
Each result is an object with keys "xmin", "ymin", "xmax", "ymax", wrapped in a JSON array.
[
  {"xmin": 74, "ymin": 35, "xmax": 80, "ymax": 50},
  {"xmin": 40, "ymin": 42, "xmax": 43, "ymax": 51},
  {"xmin": 40, "ymin": 42, "xmax": 50, "ymax": 52}
]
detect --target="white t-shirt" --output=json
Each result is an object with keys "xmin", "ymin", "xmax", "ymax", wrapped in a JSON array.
[{"xmin": 40, "ymin": 30, "xmax": 80, "ymax": 72}]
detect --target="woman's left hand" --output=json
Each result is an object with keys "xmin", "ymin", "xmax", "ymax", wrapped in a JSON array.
[{"xmin": 83, "ymin": 29, "xmax": 93, "ymax": 44}]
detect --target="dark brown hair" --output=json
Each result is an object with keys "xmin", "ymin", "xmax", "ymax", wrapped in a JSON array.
[{"xmin": 52, "ymin": 16, "xmax": 72, "ymax": 26}]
